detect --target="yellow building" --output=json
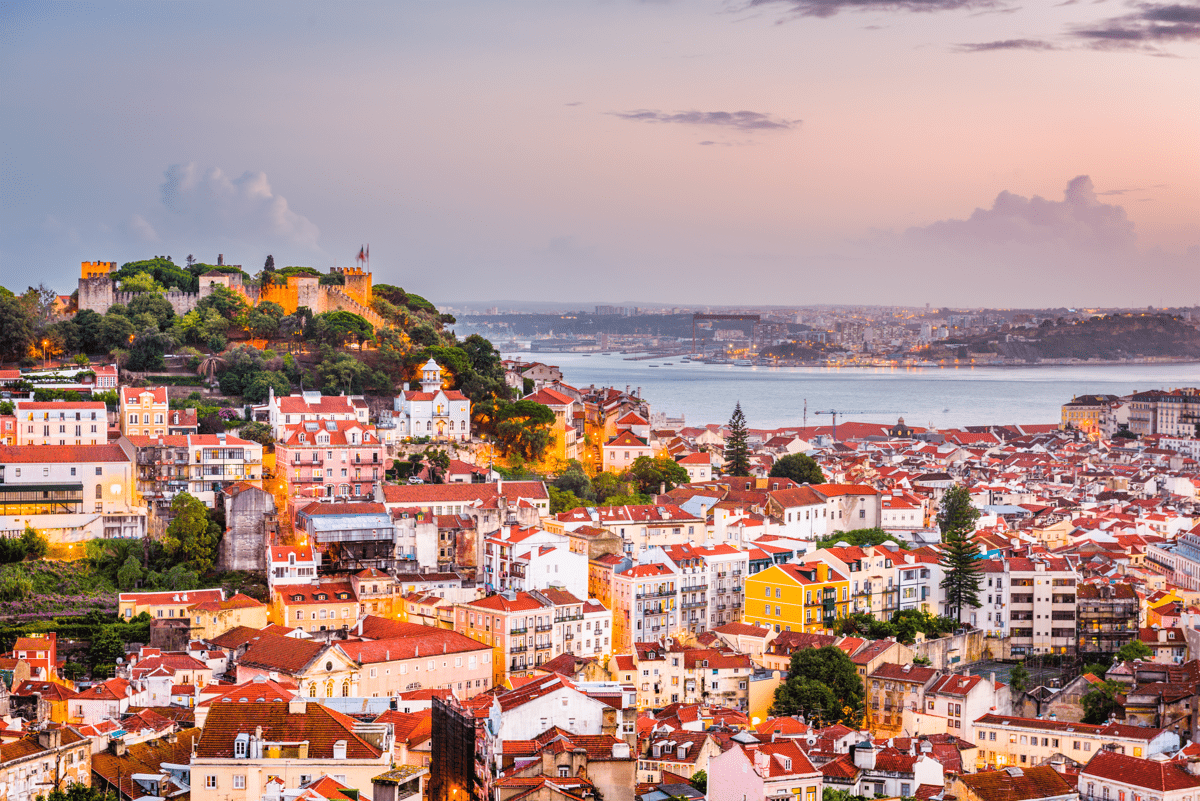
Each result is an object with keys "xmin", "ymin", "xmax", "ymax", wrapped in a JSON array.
[
  {"xmin": 743, "ymin": 562, "xmax": 849, "ymax": 634},
  {"xmin": 1061, "ymin": 394, "xmax": 1115, "ymax": 436}
]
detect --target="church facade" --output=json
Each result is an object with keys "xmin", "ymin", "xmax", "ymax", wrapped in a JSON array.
[{"xmin": 389, "ymin": 359, "xmax": 472, "ymax": 442}]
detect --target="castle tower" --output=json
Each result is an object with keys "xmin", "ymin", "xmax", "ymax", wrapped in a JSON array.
[
  {"xmin": 336, "ymin": 265, "xmax": 373, "ymax": 307},
  {"xmin": 420, "ymin": 359, "xmax": 443, "ymax": 392},
  {"xmin": 78, "ymin": 260, "xmax": 116, "ymax": 314}
]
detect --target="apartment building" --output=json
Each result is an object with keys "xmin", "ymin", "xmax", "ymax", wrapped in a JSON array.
[
  {"xmin": 0, "ymin": 728, "xmax": 91, "ymax": 801},
  {"xmin": 742, "ymin": 562, "xmax": 850, "ymax": 634},
  {"xmin": 191, "ymin": 699, "xmax": 392, "ymax": 801},
  {"xmin": 14, "ymin": 399, "xmax": 108, "ymax": 445},
  {"xmin": 120, "ymin": 387, "xmax": 170, "ymax": 438},
  {"xmin": 276, "ymin": 420, "xmax": 384, "ymax": 504},
  {"xmin": 709, "ymin": 739, "xmax": 823, "ymax": 801},
  {"xmin": 696, "ymin": 544, "xmax": 749, "ymax": 629},
  {"xmin": 0, "ymin": 442, "xmax": 144, "ymax": 542},
  {"xmin": 556, "ymin": 503, "xmax": 705, "ymax": 556},
  {"xmin": 1077, "ymin": 582, "xmax": 1140, "ymax": 655},
  {"xmin": 454, "ymin": 588, "xmax": 611, "ymax": 683},
  {"xmin": 1079, "ymin": 747, "xmax": 1200, "ymax": 801},
  {"xmin": 972, "ymin": 714, "xmax": 1179, "ymax": 770},
  {"xmin": 981, "ymin": 555, "xmax": 1079, "ymax": 654},
  {"xmin": 128, "ymin": 433, "xmax": 263, "ymax": 508},
  {"xmin": 260, "ymin": 388, "xmax": 369, "ymax": 439},
  {"xmin": 1129, "ymin": 389, "xmax": 1200, "ymax": 438},
  {"xmin": 662, "ymin": 544, "xmax": 710, "ymax": 637},
  {"xmin": 866, "ymin": 662, "xmax": 939, "ymax": 734},
  {"xmin": 612, "ymin": 563, "xmax": 679, "ymax": 652},
  {"xmin": 810, "ymin": 544, "xmax": 903, "ymax": 618},
  {"xmin": 337, "ymin": 624, "xmax": 494, "ymax": 699}
]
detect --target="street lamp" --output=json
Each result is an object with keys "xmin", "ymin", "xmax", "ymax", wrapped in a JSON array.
[{"xmin": 41, "ymin": 340, "xmax": 49, "ymax": 368}]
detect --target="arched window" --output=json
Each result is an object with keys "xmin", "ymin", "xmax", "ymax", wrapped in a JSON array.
[
  {"xmin": 324, "ymin": 678, "xmax": 335, "ymax": 697},
  {"xmin": 308, "ymin": 683, "xmax": 317, "ymax": 697},
  {"xmin": 426, "ymin": 421, "xmax": 432, "ymax": 431},
  {"xmin": 341, "ymin": 679, "xmax": 351, "ymax": 697}
]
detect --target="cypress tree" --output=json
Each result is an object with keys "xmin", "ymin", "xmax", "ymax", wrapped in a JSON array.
[
  {"xmin": 724, "ymin": 402, "xmax": 751, "ymax": 477},
  {"xmin": 937, "ymin": 485, "xmax": 982, "ymax": 624}
]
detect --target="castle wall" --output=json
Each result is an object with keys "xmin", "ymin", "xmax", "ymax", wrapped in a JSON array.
[
  {"xmin": 78, "ymin": 276, "xmax": 114, "ymax": 314},
  {"xmin": 73, "ymin": 263, "xmax": 384, "ymax": 329},
  {"xmin": 320, "ymin": 286, "xmax": 387, "ymax": 330},
  {"xmin": 112, "ymin": 290, "xmax": 200, "ymax": 316}
]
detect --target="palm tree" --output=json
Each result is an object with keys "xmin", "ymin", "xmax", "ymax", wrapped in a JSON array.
[{"xmin": 197, "ymin": 353, "xmax": 226, "ymax": 386}]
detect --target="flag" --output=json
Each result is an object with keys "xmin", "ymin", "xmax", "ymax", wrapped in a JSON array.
[
  {"xmin": 365, "ymin": 244, "xmax": 369, "ymax": 262},
  {"xmin": 356, "ymin": 246, "xmax": 365, "ymax": 263}
]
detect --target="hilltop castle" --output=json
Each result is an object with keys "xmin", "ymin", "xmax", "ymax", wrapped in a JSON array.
[{"xmin": 77, "ymin": 260, "xmax": 385, "ymax": 329}]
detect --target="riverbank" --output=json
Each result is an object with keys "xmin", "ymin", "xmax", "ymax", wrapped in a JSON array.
[{"xmin": 505, "ymin": 352, "xmax": 1199, "ymax": 430}]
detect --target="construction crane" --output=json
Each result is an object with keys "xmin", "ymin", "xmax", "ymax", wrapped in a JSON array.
[{"xmin": 812, "ymin": 409, "xmax": 902, "ymax": 441}]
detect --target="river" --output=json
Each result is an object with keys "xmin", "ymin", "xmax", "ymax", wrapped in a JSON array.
[{"xmin": 502, "ymin": 352, "xmax": 1200, "ymax": 431}]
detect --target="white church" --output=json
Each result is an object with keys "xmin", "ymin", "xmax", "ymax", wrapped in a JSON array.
[{"xmin": 385, "ymin": 358, "xmax": 472, "ymax": 442}]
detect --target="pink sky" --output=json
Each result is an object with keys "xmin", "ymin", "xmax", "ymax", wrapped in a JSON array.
[{"xmin": 1, "ymin": 0, "xmax": 1197, "ymax": 307}]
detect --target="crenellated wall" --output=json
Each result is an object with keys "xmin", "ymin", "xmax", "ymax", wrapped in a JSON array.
[{"xmin": 75, "ymin": 261, "xmax": 386, "ymax": 329}]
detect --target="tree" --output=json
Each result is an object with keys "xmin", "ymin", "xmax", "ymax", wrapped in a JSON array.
[
  {"xmin": 127, "ymin": 294, "xmax": 176, "ymax": 331},
  {"xmin": 98, "ymin": 313, "xmax": 136, "ymax": 353},
  {"xmin": 477, "ymin": 399, "xmax": 556, "ymax": 462},
  {"xmin": 423, "ymin": 448, "xmax": 451, "ymax": 483},
  {"xmin": 772, "ymin": 645, "xmax": 863, "ymax": 725},
  {"xmin": 238, "ymin": 421, "xmax": 274, "ymax": 447},
  {"xmin": 627, "ymin": 455, "xmax": 689, "ymax": 496},
  {"xmin": 814, "ymin": 527, "xmax": 905, "ymax": 550},
  {"xmin": 311, "ymin": 310, "xmax": 374, "ymax": 348},
  {"xmin": 723, "ymin": 402, "xmax": 751, "ymax": 476},
  {"xmin": 548, "ymin": 486, "xmax": 587, "ymax": 514},
  {"xmin": 770, "ymin": 453, "xmax": 826, "ymax": 485},
  {"xmin": 937, "ymin": 485, "xmax": 982, "ymax": 624},
  {"xmin": 163, "ymin": 492, "xmax": 221, "ymax": 575},
  {"xmin": 0, "ymin": 293, "xmax": 37, "ymax": 361},
  {"xmin": 126, "ymin": 328, "xmax": 176, "ymax": 371},
  {"xmin": 197, "ymin": 352, "xmax": 226, "ymax": 384},
  {"xmin": 689, "ymin": 771, "xmax": 707, "ymax": 795},
  {"xmin": 19, "ymin": 525, "xmax": 48, "ymax": 560},
  {"xmin": 1116, "ymin": 639, "xmax": 1153, "ymax": 663},
  {"xmin": 1081, "ymin": 680, "xmax": 1123, "ymax": 724},
  {"xmin": 1009, "ymin": 663, "xmax": 1030, "ymax": 694},
  {"xmin": 88, "ymin": 625, "xmax": 126, "ymax": 673}
]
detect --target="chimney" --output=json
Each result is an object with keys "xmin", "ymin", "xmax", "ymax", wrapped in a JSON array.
[{"xmin": 288, "ymin": 697, "xmax": 307, "ymax": 714}]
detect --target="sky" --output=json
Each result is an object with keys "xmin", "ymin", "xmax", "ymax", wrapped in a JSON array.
[{"xmin": 1, "ymin": 0, "xmax": 1197, "ymax": 309}]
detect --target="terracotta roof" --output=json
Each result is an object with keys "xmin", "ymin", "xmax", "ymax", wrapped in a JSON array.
[
  {"xmin": 237, "ymin": 634, "xmax": 325, "ymax": 674},
  {"xmin": 955, "ymin": 765, "xmax": 1074, "ymax": 801},
  {"xmin": 1082, "ymin": 748, "xmax": 1200, "ymax": 791},
  {"xmin": 196, "ymin": 701, "xmax": 382, "ymax": 759},
  {"xmin": 869, "ymin": 662, "xmax": 938, "ymax": 683},
  {"xmin": 337, "ymin": 629, "xmax": 489, "ymax": 663},
  {"xmin": 0, "ymin": 443, "xmax": 129, "ymax": 463},
  {"xmin": 380, "ymin": 480, "xmax": 548, "ymax": 505}
]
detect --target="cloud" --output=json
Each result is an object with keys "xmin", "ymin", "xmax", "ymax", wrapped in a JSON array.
[
  {"xmin": 126, "ymin": 214, "xmax": 159, "ymax": 243},
  {"xmin": 1070, "ymin": 1, "xmax": 1200, "ymax": 49},
  {"xmin": 746, "ymin": 0, "xmax": 1001, "ymax": 19},
  {"xmin": 610, "ymin": 109, "xmax": 800, "ymax": 130},
  {"xmin": 905, "ymin": 175, "xmax": 1138, "ymax": 251},
  {"xmin": 954, "ymin": 38, "xmax": 1059, "ymax": 50},
  {"xmin": 158, "ymin": 163, "xmax": 320, "ymax": 248}
]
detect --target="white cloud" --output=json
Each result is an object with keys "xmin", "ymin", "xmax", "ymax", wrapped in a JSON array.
[
  {"xmin": 158, "ymin": 163, "xmax": 320, "ymax": 249},
  {"xmin": 126, "ymin": 213, "xmax": 159, "ymax": 243},
  {"xmin": 905, "ymin": 175, "xmax": 1137, "ymax": 252}
]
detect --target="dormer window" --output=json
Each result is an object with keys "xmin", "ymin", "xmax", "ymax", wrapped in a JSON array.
[
  {"xmin": 234, "ymin": 733, "xmax": 249, "ymax": 758},
  {"xmin": 315, "ymin": 593, "xmax": 328, "ymax": 601},
  {"xmin": 292, "ymin": 595, "xmax": 304, "ymax": 602}
]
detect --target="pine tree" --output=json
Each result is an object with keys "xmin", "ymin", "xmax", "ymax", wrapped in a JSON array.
[
  {"xmin": 937, "ymin": 485, "xmax": 982, "ymax": 624},
  {"xmin": 724, "ymin": 402, "xmax": 751, "ymax": 476}
]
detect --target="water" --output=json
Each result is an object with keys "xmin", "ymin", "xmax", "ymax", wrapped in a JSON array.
[{"xmin": 505, "ymin": 352, "xmax": 1200, "ymax": 430}]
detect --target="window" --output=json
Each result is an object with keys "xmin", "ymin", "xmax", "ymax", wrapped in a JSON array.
[
  {"xmin": 233, "ymin": 776, "xmax": 246, "ymax": 790},
  {"xmin": 205, "ymin": 777, "xmax": 217, "ymax": 789}
]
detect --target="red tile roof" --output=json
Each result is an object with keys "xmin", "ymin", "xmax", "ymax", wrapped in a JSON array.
[
  {"xmin": 196, "ymin": 701, "xmax": 382, "ymax": 759},
  {"xmin": 955, "ymin": 765, "xmax": 1074, "ymax": 801},
  {"xmin": 1082, "ymin": 748, "xmax": 1200, "ymax": 791},
  {"xmin": 0, "ymin": 443, "xmax": 129, "ymax": 463},
  {"xmin": 237, "ymin": 634, "xmax": 325, "ymax": 674}
]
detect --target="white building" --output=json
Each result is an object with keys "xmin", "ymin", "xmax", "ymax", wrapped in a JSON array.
[
  {"xmin": 266, "ymin": 543, "xmax": 322, "ymax": 590},
  {"xmin": 1080, "ymin": 747, "xmax": 1200, "ymax": 801},
  {"xmin": 0, "ymin": 443, "xmax": 145, "ymax": 542},
  {"xmin": 389, "ymin": 359, "xmax": 471, "ymax": 442},
  {"xmin": 259, "ymin": 388, "xmax": 368, "ymax": 440},
  {"xmin": 981, "ymin": 555, "xmax": 1079, "ymax": 655},
  {"xmin": 14, "ymin": 399, "xmax": 108, "ymax": 446}
]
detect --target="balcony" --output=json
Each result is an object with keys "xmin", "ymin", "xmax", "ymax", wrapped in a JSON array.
[
  {"xmin": 509, "ymin": 627, "xmax": 527, "ymax": 635},
  {"xmin": 637, "ymin": 589, "xmax": 674, "ymax": 600},
  {"xmin": 509, "ymin": 645, "xmax": 527, "ymax": 653},
  {"xmin": 535, "ymin": 623, "xmax": 552, "ymax": 633},
  {"xmin": 556, "ymin": 613, "xmax": 584, "ymax": 622},
  {"xmin": 565, "ymin": 632, "xmax": 574, "ymax": 640},
  {"xmin": 683, "ymin": 583, "xmax": 708, "ymax": 593},
  {"xmin": 682, "ymin": 600, "xmax": 706, "ymax": 610}
]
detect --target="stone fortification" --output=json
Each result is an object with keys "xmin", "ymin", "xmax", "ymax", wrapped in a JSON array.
[{"xmin": 76, "ymin": 261, "xmax": 385, "ymax": 328}]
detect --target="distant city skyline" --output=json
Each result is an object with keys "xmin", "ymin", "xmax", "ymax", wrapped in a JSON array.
[{"xmin": 1, "ymin": 1, "xmax": 1197, "ymax": 308}]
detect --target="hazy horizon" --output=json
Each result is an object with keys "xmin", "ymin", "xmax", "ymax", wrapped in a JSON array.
[{"xmin": 2, "ymin": 1, "xmax": 1197, "ymax": 308}]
